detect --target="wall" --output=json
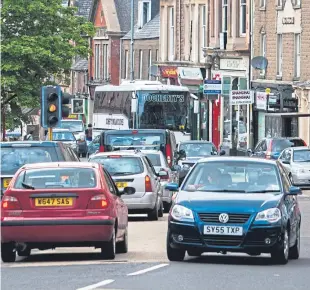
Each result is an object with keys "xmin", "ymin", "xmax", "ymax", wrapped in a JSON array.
[{"xmin": 110, "ymin": 37, "xmax": 121, "ymax": 85}]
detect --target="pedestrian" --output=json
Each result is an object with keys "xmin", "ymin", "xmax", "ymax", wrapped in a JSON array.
[
  {"xmin": 25, "ymin": 130, "xmax": 34, "ymax": 141},
  {"xmin": 85, "ymin": 124, "xmax": 93, "ymax": 141}
]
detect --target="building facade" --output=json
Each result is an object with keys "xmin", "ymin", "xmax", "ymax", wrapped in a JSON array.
[
  {"xmin": 251, "ymin": 0, "xmax": 310, "ymax": 146},
  {"xmin": 120, "ymin": 0, "xmax": 160, "ymax": 81}
]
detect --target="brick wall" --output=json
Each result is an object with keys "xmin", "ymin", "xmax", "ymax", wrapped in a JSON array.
[
  {"xmin": 301, "ymin": 2, "xmax": 310, "ymax": 81},
  {"xmin": 121, "ymin": 38, "xmax": 159, "ymax": 80},
  {"xmin": 110, "ymin": 37, "xmax": 121, "ymax": 85}
]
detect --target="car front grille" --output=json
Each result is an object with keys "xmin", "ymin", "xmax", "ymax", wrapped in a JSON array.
[
  {"xmin": 198, "ymin": 213, "xmax": 251, "ymax": 224},
  {"xmin": 203, "ymin": 235, "xmax": 243, "ymax": 247}
]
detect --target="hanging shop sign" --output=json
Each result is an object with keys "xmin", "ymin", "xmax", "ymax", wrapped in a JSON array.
[{"xmin": 230, "ymin": 90, "xmax": 254, "ymax": 105}]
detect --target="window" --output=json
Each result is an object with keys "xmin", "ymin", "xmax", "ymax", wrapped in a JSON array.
[
  {"xmin": 277, "ymin": 0, "xmax": 283, "ymax": 7},
  {"xmin": 168, "ymin": 6, "xmax": 175, "ymax": 61},
  {"xmin": 102, "ymin": 44, "xmax": 108, "ymax": 80},
  {"xmin": 138, "ymin": 0, "xmax": 151, "ymax": 28},
  {"xmin": 222, "ymin": 0, "xmax": 228, "ymax": 32},
  {"xmin": 156, "ymin": 49, "xmax": 159, "ymax": 61},
  {"xmin": 239, "ymin": 0, "xmax": 247, "ymax": 36},
  {"xmin": 95, "ymin": 44, "xmax": 100, "ymax": 79},
  {"xmin": 102, "ymin": 168, "xmax": 117, "ymax": 195},
  {"xmin": 124, "ymin": 50, "xmax": 129, "ymax": 79},
  {"xmin": 276, "ymin": 34, "xmax": 283, "ymax": 76},
  {"xmin": 260, "ymin": 34, "xmax": 266, "ymax": 75},
  {"xmin": 200, "ymin": 5, "xmax": 207, "ymax": 48},
  {"xmin": 148, "ymin": 49, "xmax": 152, "ymax": 80},
  {"xmin": 260, "ymin": 0, "xmax": 266, "ymax": 8},
  {"xmin": 292, "ymin": 0, "xmax": 301, "ymax": 6},
  {"xmin": 294, "ymin": 33, "xmax": 301, "ymax": 78},
  {"xmin": 139, "ymin": 49, "xmax": 143, "ymax": 79}
]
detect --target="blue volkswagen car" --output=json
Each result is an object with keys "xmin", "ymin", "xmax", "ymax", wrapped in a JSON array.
[{"xmin": 165, "ymin": 157, "xmax": 302, "ymax": 265}]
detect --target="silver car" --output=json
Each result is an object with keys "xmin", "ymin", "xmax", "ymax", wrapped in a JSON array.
[
  {"xmin": 141, "ymin": 150, "xmax": 179, "ymax": 212},
  {"xmin": 49, "ymin": 129, "xmax": 78, "ymax": 154},
  {"xmin": 278, "ymin": 146, "xmax": 310, "ymax": 188},
  {"xmin": 88, "ymin": 151, "xmax": 163, "ymax": 220}
]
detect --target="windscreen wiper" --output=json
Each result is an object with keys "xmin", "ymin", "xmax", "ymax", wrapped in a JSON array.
[
  {"xmin": 197, "ymin": 189, "xmax": 247, "ymax": 193},
  {"xmin": 112, "ymin": 172, "xmax": 134, "ymax": 176},
  {"xmin": 246, "ymin": 190, "xmax": 280, "ymax": 193},
  {"xmin": 21, "ymin": 182, "xmax": 35, "ymax": 190}
]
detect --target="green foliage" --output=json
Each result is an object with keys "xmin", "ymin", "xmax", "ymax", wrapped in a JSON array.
[{"xmin": 1, "ymin": 0, "xmax": 95, "ymax": 110}]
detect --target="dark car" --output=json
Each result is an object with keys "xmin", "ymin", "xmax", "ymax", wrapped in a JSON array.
[
  {"xmin": 0, "ymin": 141, "xmax": 79, "ymax": 196},
  {"xmin": 175, "ymin": 141, "xmax": 225, "ymax": 185},
  {"xmin": 165, "ymin": 157, "xmax": 302, "ymax": 264},
  {"xmin": 248, "ymin": 137, "xmax": 306, "ymax": 160}
]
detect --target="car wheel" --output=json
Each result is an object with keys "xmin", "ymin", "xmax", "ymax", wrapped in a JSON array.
[
  {"xmin": 116, "ymin": 228, "xmax": 128, "ymax": 254},
  {"xmin": 187, "ymin": 250, "xmax": 202, "ymax": 257},
  {"xmin": 166, "ymin": 233, "xmax": 185, "ymax": 262},
  {"xmin": 18, "ymin": 247, "xmax": 31, "ymax": 257},
  {"xmin": 1, "ymin": 243, "xmax": 16, "ymax": 263},
  {"xmin": 164, "ymin": 202, "xmax": 171, "ymax": 213},
  {"xmin": 158, "ymin": 201, "xmax": 164, "ymax": 218},
  {"xmin": 271, "ymin": 228, "xmax": 289, "ymax": 265},
  {"xmin": 100, "ymin": 228, "xmax": 116, "ymax": 260},
  {"xmin": 289, "ymin": 224, "xmax": 300, "ymax": 259},
  {"xmin": 147, "ymin": 202, "xmax": 159, "ymax": 221}
]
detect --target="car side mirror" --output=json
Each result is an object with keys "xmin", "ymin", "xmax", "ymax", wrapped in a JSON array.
[
  {"xmin": 219, "ymin": 150, "xmax": 226, "ymax": 156},
  {"xmin": 165, "ymin": 183, "xmax": 179, "ymax": 191},
  {"xmin": 171, "ymin": 165, "xmax": 181, "ymax": 172},
  {"xmin": 123, "ymin": 187, "xmax": 136, "ymax": 195},
  {"xmin": 288, "ymin": 186, "xmax": 302, "ymax": 196},
  {"xmin": 158, "ymin": 170, "xmax": 168, "ymax": 177},
  {"xmin": 247, "ymin": 149, "xmax": 253, "ymax": 156}
]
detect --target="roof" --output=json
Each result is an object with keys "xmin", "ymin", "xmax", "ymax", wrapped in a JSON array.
[
  {"xmin": 261, "ymin": 137, "xmax": 304, "ymax": 140},
  {"xmin": 105, "ymin": 129, "xmax": 168, "ymax": 134},
  {"xmin": 140, "ymin": 149, "xmax": 163, "ymax": 154},
  {"xmin": 0, "ymin": 141, "xmax": 60, "ymax": 148},
  {"xmin": 20, "ymin": 162, "xmax": 100, "ymax": 170},
  {"xmin": 77, "ymin": 0, "xmax": 93, "ymax": 19},
  {"xmin": 122, "ymin": 14, "xmax": 160, "ymax": 40},
  {"xmin": 71, "ymin": 58, "xmax": 88, "ymax": 71},
  {"xmin": 289, "ymin": 146, "xmax": 310, "ymax": 151},
  {"xmin": 197, "ymin": 156, "xmax": 278, "ymax": 165},
  {"xmin": 114, "ymin": 0, "xmax": 138, "ymax": 32}
]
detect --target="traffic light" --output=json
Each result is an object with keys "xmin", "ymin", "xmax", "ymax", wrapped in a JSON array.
[
  {"xmin": 41, "ymin": 85, "xmax": 62, "ymax": 128},
  {"xmin": 61, "ymin": 92, "xmax": 71, "ymax": 118}
]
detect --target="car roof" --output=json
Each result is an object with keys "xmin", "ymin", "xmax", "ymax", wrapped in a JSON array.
[
  {"xmin": 0, "ymin": 141, "xmax": 60, "ymax": 148},
  {"xmin": 179, "ymin": 140, "xmax": 213, "ymax": 144},
  {"xmin": 90, "ymin": 151, "xmax": 145, "ymax": 157},
  {"xmin": 20, "ymin": 162, "xmax": 100, "ymax": 170},
  {"xmin": 53, "ymin": 129, "xmax": 71, "ymax": 132},
  {"xmin": 105, "ymin": 129, "xmax": 168, "ymax": 134},
  {"xmin": 263, "ymin": 137, "xmax": 303, "ymax": 140},
  {"xmin": 197, "ymin": 156, "xmax": 277, "ymax": 165},
  {"xmin": 140, "ymin": 150, "xmax": 163, "ymax": 154},
  {"xmin": 290, "ymin": 146, "xmax": 309, "ymax": 151}
]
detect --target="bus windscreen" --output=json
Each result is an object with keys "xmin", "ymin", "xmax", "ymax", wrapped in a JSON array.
[{"xmin": 106, "ymin": 133, "xmax": 164, "ymax": 148}]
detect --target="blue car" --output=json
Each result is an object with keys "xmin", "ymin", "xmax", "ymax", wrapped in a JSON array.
[{"xmin": 165, "ymin": 156, "xmax": 302, "ymax": 264}]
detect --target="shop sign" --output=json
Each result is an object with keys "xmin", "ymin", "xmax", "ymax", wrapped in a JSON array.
[
  {"xmin": 220, "ymin": 58, "xmax": 248, "ymax": 71},
  {"xmin": 64, "ymin": 114, "xmax": 78, "ymax": 120},
  {"xmin": 160, "ymin": 66, "xmax": 178, "ymax": 78},
  {"xmin": 256, "ymin": 92, "xmax": 267, "ymax": 110},
  {"xmin": 230, "ymin": 90, "xmax": 253, "ymax": 105},
  {"xmin": 178, "ymin": 67, "xmax": 203, "ymax": 80}
]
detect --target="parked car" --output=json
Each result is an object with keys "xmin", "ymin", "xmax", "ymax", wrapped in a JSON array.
[
  {"xmin": 174, "ymin": 141, "xmax": 225, "ymax": 185},
  {"xmin": 49, "ymin": 129, "xmax": 78, "ymax": 154},
  {"xmin": 248, "ymin": 137, "xmax": 306, "ymax": 160},
  {"xmin": 0, "ymin": 141, "xmax": 79, "ymax": 197},
  {"xmin": 165, "ymin": 156, "xmax": 302, "ymax": 264},
  {"xmin": 141, "ymin": 149, "xmax": 179, "ymax": 212},
  {"xmin": 0, "ymin": 162, "xmax": 129, "ymax": 262},
  {"xmin": 278, "ymin": 146, "xmax": 310, "ymax": 188},
  {"xmin": 88, "ymin": 150, "xmax": 164, "ymax": 220}
]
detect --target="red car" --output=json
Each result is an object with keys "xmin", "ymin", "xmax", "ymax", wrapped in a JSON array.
[{"xmin": 1, "ymin": 162, "xmax": 131, "ymax": 262}]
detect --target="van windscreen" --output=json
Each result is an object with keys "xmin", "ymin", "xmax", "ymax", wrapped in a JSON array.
[{"xmin": 106, "ymin": 133, "xmax": 164, "ymax": 147}]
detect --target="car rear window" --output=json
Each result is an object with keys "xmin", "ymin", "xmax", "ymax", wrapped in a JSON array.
[
  {"xmin": 106, "ymin": 133, "xmax": 164, "ymax": 147},
  {"xmin": 90, "ymin": 156, "xmax": 143, "ymax": 176},
  {"xmin": 293, "ymin": 149, "xmax": 310, "ymax": 162},
  {"xmin": 14, "ymin": 168, "xmax": 96, "ymax": 189},
  {"xmin": 0, "ymin": 147, "xmax": 58, "ymax": 176},
  {"xmin": 271, "ymin": 139, "xmax": 305, "ymax": 152},
  {"xmin": 145, "ymin": 153, "xmax": 161, "ymax": 166},
  {"xmin": 52, "ymin": 132, "xmax": 76, "ymax": 141}
]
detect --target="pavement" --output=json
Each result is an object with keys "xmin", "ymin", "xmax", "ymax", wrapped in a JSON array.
[{"xmin": 2, "ymin": 192, "xmax": 310, "ymax": 290}]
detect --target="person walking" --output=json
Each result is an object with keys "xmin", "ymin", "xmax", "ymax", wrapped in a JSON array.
[{"xmin": 85, "ymin": 124, "xmax": 93, "ymax": 141}]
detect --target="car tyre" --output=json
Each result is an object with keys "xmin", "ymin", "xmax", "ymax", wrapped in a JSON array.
[
  {"xmin": 271, "ymin": 228, "xmax": 289, "ymax": 265},
  {"xmin": 100, "ymin": 229, "xmax": 116, "ymax": 260},
  {"xmin": 166, "ymin": 233, "xmax": 185, "ymax": 262},
  {"xmin": 148, "ymin": 202, "xmax": 159, "ymax": 221},
  {"xmin": 1, "ymin": 243, "xmax": 16, "ymax": 263},
  {"xmin": 18, "ymin": 247, "xmax": 31, "ymax": 257},
  {"xmin": 116, "ymin": 228, "xmax": 128, "ymax": 254},
  {"xmin": 158, "ymin": 201, "xmax": 164, "ymax": 218},
  {"xmin": 289, "ymin": 224, "xmax": 300, "ymax": 259}
]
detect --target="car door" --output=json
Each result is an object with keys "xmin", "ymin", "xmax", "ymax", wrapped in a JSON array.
[
  {"xmin": 101, "ymin": 166, "xmax": 126, "ymax": 238},
  {"xmin": 278, "ymin": 164, "xmax": 297, "ymax": 246}
]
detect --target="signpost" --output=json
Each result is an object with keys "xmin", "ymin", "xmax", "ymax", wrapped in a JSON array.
[{"xmin": 203, "ymin": 79, "xmax": 222, "ymax": 94}]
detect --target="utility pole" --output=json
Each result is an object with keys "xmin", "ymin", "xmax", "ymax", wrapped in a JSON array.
[{"xmin": 130, "ymin": 0, "xmax": 135, "ymax": 81}]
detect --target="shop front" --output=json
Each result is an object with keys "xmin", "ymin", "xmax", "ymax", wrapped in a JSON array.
[{"xmin": 158, "ymin": 66, "xmax": 178, "ymax": 85}]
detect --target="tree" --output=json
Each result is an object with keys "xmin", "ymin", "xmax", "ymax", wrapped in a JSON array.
[{"xmin": 1, "ymin": 0, "xmax": 95, "ymax": 110}]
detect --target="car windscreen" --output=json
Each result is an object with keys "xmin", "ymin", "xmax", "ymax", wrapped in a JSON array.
[
  {"xmin": 106, "ymin": 133, "xmax": 164, "ymax": 148},
  {"xmin": 272, "ymin": 139, "xmax": 305, "ymax": 152},
  {"xmin": 52, "ymin": 132, "xmax": 76, "ymax": 141},
  {"xmin": 57, "ymin": 121, "xmax": 83, "ymax": 132},
  {"xmin": 182, "ymin": 161, "xmax": 281, "ymax": 193},
  {"xmin": 293, "ymin": 149, "xmax": 310, "ymax": 162},
  {"xmin": 145, "ymin": 153, "xmax": 161, "ymax": 166},
  {"xmin": 90, "ymin": 156, "xmax": 144, "ymax": 176},
  {"xmin": 179, "ymin": 143, "xmax": 213, "ymax": 157},
  {"xmin": 0, "ymin": 147, "xmax": 57, "ymax": 176},
  {"xmin": 14, "ymin": 168, "xmax": 96, "ymax": 189}
]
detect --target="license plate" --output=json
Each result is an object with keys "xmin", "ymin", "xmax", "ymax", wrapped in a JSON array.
[
  {"xmin": 115, "ymin": 182, "xmax": 128, "ymax": 188},
  {"xmin": 204, "ymin": 225, "xmax": 243, "ymax": 236},
  {"xmin": 34, "ymin": 198, "xmax": 73, "ymax": 207},
  {"xmin": 3, "ymin": 178, "xmax": 11, "ymax": 189}
]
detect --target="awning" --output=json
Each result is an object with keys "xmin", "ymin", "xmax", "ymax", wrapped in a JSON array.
[{"xmin": 266, "ymin": 112, "xmax": 310, "ymax": 118}]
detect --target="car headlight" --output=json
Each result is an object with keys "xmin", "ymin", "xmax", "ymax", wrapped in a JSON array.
[
  {"xmin": 255, "ymin": 208, "xmax": 281, "ymax": 223},
  {"xmin": 171, "ymin": 205, "xmax": 194, "ymax": 222}
]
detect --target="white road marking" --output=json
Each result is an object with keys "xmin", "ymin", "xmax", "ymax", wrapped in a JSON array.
[
  {"xmin": 127, "ymin": 263, "xmax": 169, "ymax": 276},
  {"xmin": 76, "ymin": 279, "xmax": 114, "ymax": 290}
]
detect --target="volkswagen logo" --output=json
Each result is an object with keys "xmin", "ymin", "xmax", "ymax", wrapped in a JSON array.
[{"xmin": 219, "ymin": 213, "xmax": 229, "ymax": 223}]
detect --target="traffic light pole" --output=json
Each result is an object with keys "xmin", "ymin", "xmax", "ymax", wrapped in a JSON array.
[{"xmin": 47, "ymin": 127, "xmax": 53, "ymax": 141}]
